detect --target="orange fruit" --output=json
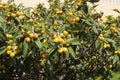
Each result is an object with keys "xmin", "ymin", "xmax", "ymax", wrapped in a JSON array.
[
  {"xmin": 7, "ymin": 46, "xmax": 12, "ymax": 50},
  {"xmin": 10, "ymin": 52, "xmax": 16, "ymax": 58},
  {"xmin": 33, "ymin": 33, "xmax": 38, "ymax": 38},
  {"xmin": 63, "ymin": 31, "xmax": 68, "ymax": 36},
  {"xmin": 58, "ymin": 48, "xmax": 63, "ymax": 54},
  {"xmin": 16, "ymin": 11, "xmax": 22, "ymax": 16},
  {"xmin": 25, "ymin": 37, "xmax": 31, "ymax": 42},
  {"xmin": 62, "ymin": 47, "xmax": 68, "ymax": 53},
  {"xmin": 75, "ymin": 17, "xmax": 80, "ymax": 22}
]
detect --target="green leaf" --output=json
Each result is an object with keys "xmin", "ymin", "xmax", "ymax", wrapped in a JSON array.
[
  {"xmin": 23, "ymin": 42, "xmax": 29, "ymax": 57},
  {"xmin": 0, "ymin": 16, "xmax": 5, "ymax": 22},
  {"xmin": 113, "ymin": 9, "xmax": 120, "ymax": 14},
  {"xmin": 113, "ymin": 55, "xmax": 119, "ymax": 64},
  {"xmin": 48, "ymin": 47, "xmax": 57, "ymax": 59},
  {"xmin": 106, "ymin": 38, "xmax": 116, "ymax": 44},
  {"xmin": 46, "ymin": 60, "xmax": 54, "ymax": 79},
  {"xmin": 0, "ymin": 47, "xmax": 6, "ymax": 55},
  {"xmin": 83, "ymin": 19, "xmax": 92, "ymax": 26},
  {"xmin": 89, "ymin": 0, "xmax": 100, "ymax": 3},
  {"xmin": 68, "ymin": 47, "xmax": 76, "ymax": 58},
  {"xmin": 110, "ymin": 71, "xmax": 120, "ymax": 80},
  {"xmin": 88, "ymin": 4, "xmax": 98, "ymax": 14},
  {"xmin": 20, "ymin": 24, "xmax": 32, "ymax": 31},
  {"xmin": 66, "ymin": 38, "xmax": 80, "ymax": 45},
  {"xmin": 93, "ymin": 26, "xmax": 98, "ymax": 34},
  {"xmin": 42, "ymin": 42, "xmax": 49, "ymax": 48},
  {"xmin": 8, "ymin": 0, "xmax": 14, "ymax": 4},
  {"xmin": 35, "ymin": 38, "xmax": 42, "ymax": 49}
]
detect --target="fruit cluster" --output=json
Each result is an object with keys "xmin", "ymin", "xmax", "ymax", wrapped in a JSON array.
[
  {"xmin": 7, "ymin": 44, "xmax": 20, "ymax": 58},
  {"xmin": 52, "ymin": 30, "xmax": 71, "ymax": 54},
  {"xmin": 99, "ymin": 33, "xmax": 105, "ymax": 41},
  {"xmin": 21, "ymin": 28, "xmax": 39, "ymax": 42}
]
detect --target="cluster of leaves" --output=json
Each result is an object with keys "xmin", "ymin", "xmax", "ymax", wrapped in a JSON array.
[{"xmin": 0, "ymin": 0, "xmax": 120, "ymax": 80}]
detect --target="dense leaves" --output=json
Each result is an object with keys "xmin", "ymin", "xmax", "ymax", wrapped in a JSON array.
[{"xmin": 0, "ymin": 0, "xmax": 120, "ymax": 80}]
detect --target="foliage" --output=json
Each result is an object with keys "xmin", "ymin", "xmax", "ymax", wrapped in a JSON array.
[{"xmin": 0, "ymin": 0, "xmax": 120, "ymax": 80}]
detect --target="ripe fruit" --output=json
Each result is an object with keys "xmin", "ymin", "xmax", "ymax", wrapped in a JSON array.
[
  {"xmin": 115, "ymin": 50, "xmax": 120, "ymax": 54},
  {"xmin": 111, "ymin": 27, "xmax": 117, "ymax": 33},
  {"xmin": 91, "ymin": 56, "xmax": 96, "ymax": 59},
  {"xmin": 10, "ymin": 7, "xmax": 16, "ymax": 12},
  {"xmin": 9, "ymin": 40, "xmax": 13, "ymax": 43},
  {"xmin": 59, "ymin": 38, "xmax": 65, "ymax": 44},
  {"xmin": 0, "ymin": 5, "xmax": 3, "ymax": 8},
  {"xmin": 68, "ymin": 17, "xmax": 75, "ymax": 22},
  {"xmin": 11, "ymin": 13, "xmax": 16, "ymax": 17},
  {"xmin": 67, "ymin": 34, "xmax": 71, "ymax": 38},
  {"xmin": 108, "ymin": 65, "xmax": 112, "ymax": 69},
  {"xmin": 64, "ymin": 42, "xmax": 70, "ymax": 47},
  {"xmin": 54, "ymin": 21, "xmax": 58, "ymax": 26},
  {"xmin": 63, "ymin": 31, "xmax": 68, "ymax": 36},
  {"xmin": 29, "ymin": 33, "xmax": 34, "ymax": 38},
  {"xmin": 10, "ymin": 52, "xmax": 15, "ymax": 58},
  {"xmin": 77, "ymin": 2, "xmax": 82, "ymax": 7},
  {"xmin": 33, "ymin": 33, "xmax": 38, "ymax": 38},
  {"xmin": 68, "ymin": 12, "xmax": 73, "ymax": 16},
  {"xmin": 54, "ymin": 38, "xmax": 59, "ymax": 43},
  {"xmin": 40, "ymin": 52, "xmax": 46, "ymax": 59},
  {"xmin": 77, "ymin": 0, "xmax": 83, "ymax": 7},
  {"xmin": 27, "ymin": 31, "xmax": 31, "ymax": 35},
  {"xmin": 58, "ymin": 47, "xmax": 68, "ymax": 54},
  {"xmin": 53, "ymin": 34, "xmax": 58, "ymax": 38},
  {"xmin": 103, "ymin": 43, "xmax": 110, "ymax": 49},
  {"xmin": 75, "ymin": 17, "xmax": 80, "ymax": 22},
  {"xmin": 16, "ymin": 11, "xmax": 22, "ymax": 16},
  {"xmin": 7, "ymin": 50, "xmax": 12, "ymax": 54},
  {"xmin": 49, "ymin": 33, "xmax": 53, "ymax": 37},
  {"xmin": 21, "ymin": 29, "xmax": 25, "ymax": 34},
  {"xmin": 99, "ymin": 34, "xmax": 105, "ymax": 41},
  {"xmin": 56, "ymin": 10, "xmax": 63, "ymax": 14},
  {"xmin": 40, "ymin": 60, "xmax": 45, "ymax": 66},
  {"xmin": 62, "ymin": 47, "xmax": 68, "ymax": 53},
  {"xmin": 28, "ymin": 19, "xmax": 34, "ymax": 23},
  {"xmin": 7, "ymin": 14, "xmax": 11, "ymax": 17},
  {"xmin": 59, "ymin": 33, "xmax": 64, "ymax": 38},
  {"xmin": 14, "ymin": 45, "xmax": 18, "ymax": 50},
  {"xmin": 22, "ymin": 72, "xmax": 26, "ymax": 77},
  {"xmin": 25, "ymin": 37, "xmax": 31, "ymax": 42},
  {"xmin": 6, "ymin": 34, "xmax": 13, "ymax": 39},
  {"xmin": 40, "ymin": 30, "xmax": 45, "ymax": 34},
  {"xmin": 58, "ymin": 48, "xmax": 64, "ymax": 54},
  {"xmin": 19, "ymin": 15, "xmax": 25, "ymax": 20},
  {"xmin": 7, "ymin": 46, "xmax": 12, "ymax": 50},
  {"xmin": 6, "ymin": 21, "xmax": 11, "ymax": 25}
]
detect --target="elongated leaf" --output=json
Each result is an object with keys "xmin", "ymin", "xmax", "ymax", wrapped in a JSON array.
[
  {"xmin": 42, "ymin": 42, "xmax": 49, "ymax": 48},
  {"xmin": 0, "ymin": 16, "xmax": 5, "ymax": 22},
  {"xmin": 20, "ymin": 24, "xmax": 32, "ymax": 31},
  {"xmin": 106, "ymin": 38, "xmax": 116, "ymax": 44},
  {"xmin": 113, "ymin": 9, "xmax": 120, "ymax": 14},
  {"xmin": 88, "ymin": 4, "xmax": 98, "ymax": 14},
  {"xmin": 35, "ymin": 38, "xmax": 42, "ymax": 49},
  {"xmin": 0, "ymin": 47, "xmax": 6, "ymax": 55},
  {"xmin": 93, "ymin": 26, "xmax": 98, "ymax": 34},
  {"xmin": 48, "ymin": 47, "xmax": 57, "ymax": 59},
  {"xmin": 68, "ymin": 47, "xmax": 76, "ymax": 58},
  {"xmin": 23, "ymin": 42, "xmax": 29, "ymax": 57},
  {"xmin": 66, "ymin": 38, "xmax": 80, "ymax": 45}
]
